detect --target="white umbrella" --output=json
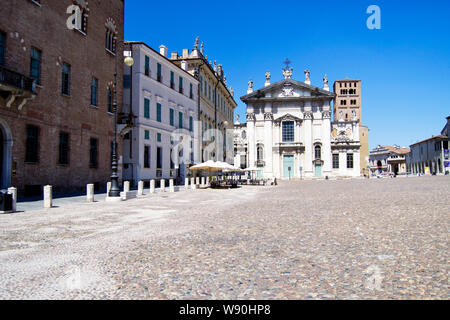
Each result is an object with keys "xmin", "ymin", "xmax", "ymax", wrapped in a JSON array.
[
  {"xmin": 243, "ymin": 166, "xmax": 260, "ymax": 172},
  {"xmin": 190, "ymin": 160, "xmax": 222, "ymax": 171}
]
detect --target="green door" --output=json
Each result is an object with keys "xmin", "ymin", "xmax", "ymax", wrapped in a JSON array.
[
  {"xmin": 283, "ymin": 155, "xmax": 295, "ymax": 178},
  {"xmin": 315, "ymin": 164, "xmax": 322, "ymax": 177},
  {"xmin": 257, "ymin": 165, "xmax": 264, "ymax": 178}
]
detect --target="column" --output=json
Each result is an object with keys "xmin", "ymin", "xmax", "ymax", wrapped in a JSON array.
[
  {"xmin": 273, "ymin": 122, "xmax": 281, "ymax": 178},
  {"xmin": 304, "ymin": 111, "xmax": 313, "ymax": 177},
  {"xmin": 264, "ymin": 107, "xmax": 274, "ymax": 178},
  {"xmin": 247, "ymin": 112, "xmax": 256, "ymax": 168},
  {"xmin": 322, "ymin": 110, "xmax": 332, "ymax": 175}
]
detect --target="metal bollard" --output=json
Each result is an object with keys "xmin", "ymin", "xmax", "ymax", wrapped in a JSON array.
[
  {"xmin": 169, "ymin": 179, "xmax": 175, "ymax": 193},
  {"xmin": 185, "ymin": 178, "xmax": 189, "ymax": 190},
  {"xmin": 191, "ymin": 177, "xmax": 196, "ymax": 190},
  {"xmin": 161, "ymin": 179, "xmax": 166, "ymax": 192}
]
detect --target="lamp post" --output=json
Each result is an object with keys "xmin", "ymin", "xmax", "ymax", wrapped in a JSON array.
[{"xmin": 109, "ymin": 42, "xmax": 134, "ymax": 198}]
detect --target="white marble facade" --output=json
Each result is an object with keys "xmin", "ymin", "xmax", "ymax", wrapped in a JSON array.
[{"xmin": 240, "ymin": 69, "xmax": 361, "ymax": 179}]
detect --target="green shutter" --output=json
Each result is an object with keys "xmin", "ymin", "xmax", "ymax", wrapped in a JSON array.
[
  {"xmin": 170, "ymin": 109, "xmax": 174, "ymax": 126},
  {"xmin": 157, "ymin": 133, "xmax": 162, "ymax": 142},
  {"xmin": 189, "ymin": 116, "xmax": 193, "ymax": 132},
  {"xmin": 145, "ymin": 56, "xmax": 150, "ymax": 75},
  {"xmin": 179, "ymin": 112, "xmax": 183, "ymax": 129},
  {"xmin": 145, "ymin": 130, "xmax": 150, "ymax": 140},
  {"xmin": 157, "ymin": 103, "xmax": 161, "ymax": 122},
  {"xmin": 144, "ymin": 99, "xmax": 150, "ymax": 118}
]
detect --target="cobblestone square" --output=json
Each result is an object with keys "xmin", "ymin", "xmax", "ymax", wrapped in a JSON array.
[{"xmin": 0, "ymin": 177, "xmax": 448, "ymax": 300}]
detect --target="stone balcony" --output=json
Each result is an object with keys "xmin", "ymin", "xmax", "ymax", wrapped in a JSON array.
[
  {"xmin": 0, "ymin": 65, "xmax": 36, "ymax": 110},
  {"xmin": 275, "ymin": 142, "xmax": 304, "ymax": 148}
]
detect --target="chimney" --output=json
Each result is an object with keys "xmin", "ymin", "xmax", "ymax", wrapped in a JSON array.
[
  {"xmin": 170, "ymin": 52, "xmax": 178, "ymax": 59},
  {"xmin": 159, "ymin": 45, "xmax": 168, "ymax": 57},
  {"xmin": 181, "ymin": 60, "xmax": 187, "ymax": 71},
  {"xmin": 182, "ymin": 49, "xmax": 189, "ymax": 58}
]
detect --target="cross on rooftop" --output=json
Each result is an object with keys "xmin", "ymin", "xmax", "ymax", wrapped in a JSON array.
[{"xmin": 283, "ymin": 58, "xmax": 292, "ymax": 70}]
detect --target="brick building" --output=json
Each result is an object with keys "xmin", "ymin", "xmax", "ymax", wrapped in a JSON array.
[
  {"xmin": 0, "ymin": 0, "xmax": 124, "ymax": 196},
  {"xmin": 333, "ymin": 79, "xmax": 370, "ymax": 176}
]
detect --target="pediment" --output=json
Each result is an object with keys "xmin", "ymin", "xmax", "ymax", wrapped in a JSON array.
[
  {"xmin": 241, "ymin": 79, "xmax": 335, "ymax": 102},
  {"xmin": 274, "ymin": 113, "xmax": 302, "ymax": 123}
]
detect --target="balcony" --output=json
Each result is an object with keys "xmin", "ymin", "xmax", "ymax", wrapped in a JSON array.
[
  {"xmin": 276, "ymin": 141, "xmax": 304, "ymax": 148},
  {"xmin": 255, "ymin": 160, "xmax": 265, "ymax": 167},
  {"xmin": 0, "ymin": 65, "xmax": 37, "ymax": 109}
]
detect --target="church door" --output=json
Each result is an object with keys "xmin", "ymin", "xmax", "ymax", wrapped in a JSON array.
[
  {"xmin": 283, "ymin": 155, "xmax": 294, "ymax": 178},
  {"xmin": 315, "ymin": 164, "xmax": 322, "ymax": 177}
]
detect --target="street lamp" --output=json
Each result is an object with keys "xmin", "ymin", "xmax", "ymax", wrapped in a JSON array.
[{"xmin": 109, "ymin": 43, "xmax": 134, "ymax": 199}]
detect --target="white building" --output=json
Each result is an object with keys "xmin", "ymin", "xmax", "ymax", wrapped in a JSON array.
[
  {"xmin": 122, "ymin": 42, "xmax": 199, "ymax": 186},
  {"xmin": 239, "ymin": 68, "xmax": 361, "ymax": 179},
  {"xmin": 233, "ymin": 115, "xmax": 248, "ymax": 170},
  {"xmin": 369, "ymin": 145, "xmax": 410, "ymax": 175},
  {"xmin": 407, "ymin": 116, "xmax": 450, "ymax": 175},
  {"xmin": 169, "ymin": 37, "xmax": 237, "ymax": 164}
]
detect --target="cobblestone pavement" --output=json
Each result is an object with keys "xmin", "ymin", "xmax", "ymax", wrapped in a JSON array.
[{"xmin": 0, "ymin": 176, "xmax": 448, "ymax": 300}]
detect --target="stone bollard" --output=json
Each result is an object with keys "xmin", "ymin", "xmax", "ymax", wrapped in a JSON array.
[
  {"xmin": 169, "ymin": 179, "xmax": 175, "ymax": 193},
  {"xmin": 191, "ymin": 177, "xmax": 197, "ymax": 190},
  {"xmin": 107, "ymin": 182, "xmax": 111, "ymax": 195},
  {"xmin": 7, "ymin": 187, "xmax": 17, "ymax": 212},
  {"xmin": 44, "ymin": 185, "xmax": 52, "ymax": 209},
  {"xmin": 124, "ymin": 181, "xmax": 130, "ymax": 193},
  {"xmin": 87, "ymin": 184, "xmax": 95, "ymax": 203},
  {"xmin": 196, "ymin": 177, "xmax": 200, "ymax": 186},
  {"xmin": 161, "ymin": 179, "xmax": 166, "ymax": 192},
  {"xmin": 150, "ymin": 180, "xmax": 155, "ymax": 194},
  {"xmin": 138, "ymin": 180, "xmax": 144, "ymax": 196},
  {"xmin": 185, "ymin": 178, "xmax": 190, "ymax": 190},
  {"xmin": 201, "ymin": 177, "xmax": 206, "ymax": 187}
]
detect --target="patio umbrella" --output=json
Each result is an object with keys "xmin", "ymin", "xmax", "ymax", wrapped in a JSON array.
[{"xmin": 189, "ymin": 160, "xmax": 222, "ymax": 171}]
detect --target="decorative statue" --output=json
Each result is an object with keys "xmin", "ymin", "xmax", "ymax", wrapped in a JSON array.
[
  {"xmin": 282, "ymin": 68, "xmax": 293, "ymax": 80},
  {"xmin": 352, "ymin": 110, "xmax": 357, "ymax": 121},
  {"xmin": 200, "ymin": 42, "xmax": 204, "ymax": 54},
  {"xmin": 236, "ymin": 114, "xmax": 240, "ymax": 123},
  {"xmin": 339, "ymin": 111, "xmax": 344, "ymax": 121},
  {"xmin": 304, "ymin": 69, "xmax": 310, "ymax": 82},
  {"xmin": 248, "ymin": 79, "xmax": 253, "ymax": 90},
  {"xmin": 194, "ymin": 36, "xmax": 199, "ymax": 50},
  {"xmin": 266, "ymin": 71, "xmax": 271, "ymax": 82},
  {"xmin": 323, "ymin": 75, "xmax": 328, "ymax": 86}
]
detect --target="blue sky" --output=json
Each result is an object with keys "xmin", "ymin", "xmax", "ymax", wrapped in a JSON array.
[{"xmin": 125, "ymin": 0, "xmax": 450, "ymax": 150}]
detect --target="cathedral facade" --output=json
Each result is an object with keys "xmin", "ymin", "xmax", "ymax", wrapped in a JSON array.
[{"xmin": 239, "ymin": 68, "xmax": 361, "ymax": 179}]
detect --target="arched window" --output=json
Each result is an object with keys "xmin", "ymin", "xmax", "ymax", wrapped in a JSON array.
[
  {"xmin": 105, "ymin": 18, "xmax": 117, "ymax": 54},
  {"xmin": 315, "ymin": 145, "xmax": 321, "ymax": 160},
  {"xmin": 257, "ymin": 145, "xmax": 264, "ymax": 161}
]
